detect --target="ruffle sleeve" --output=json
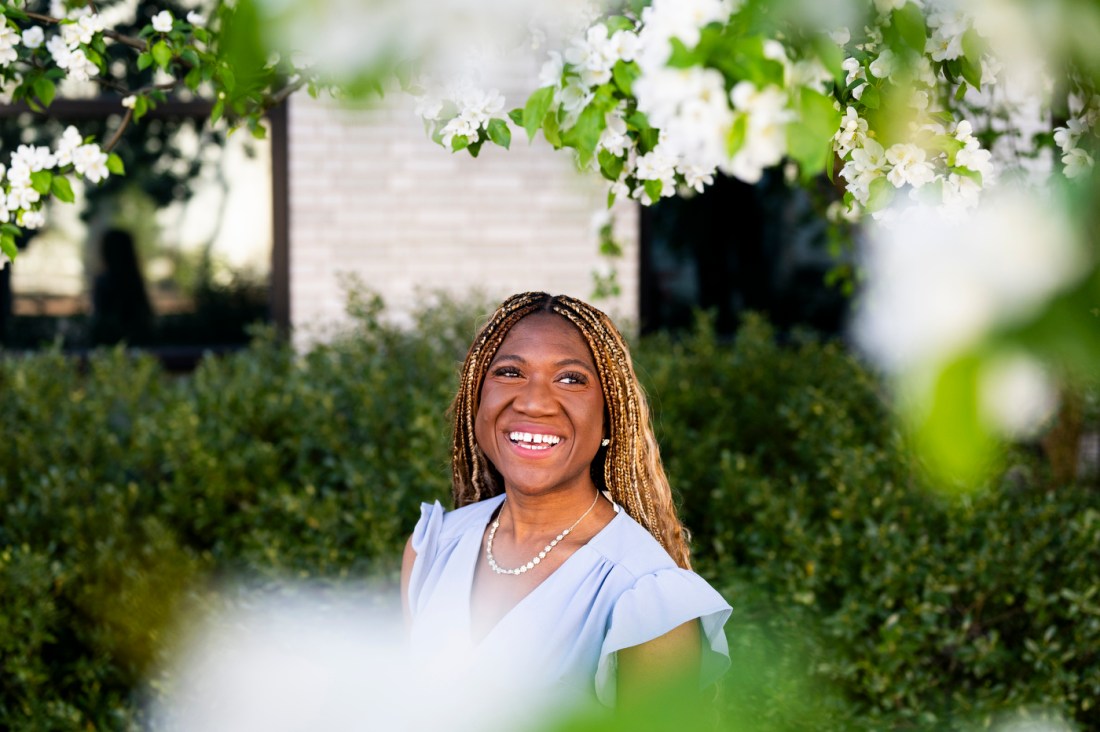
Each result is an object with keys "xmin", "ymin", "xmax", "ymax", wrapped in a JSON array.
[
  {"xmin": 407, "ymin": 501, "xmax": 445, "ymax": 613},
  {"xmin": 594, "ymin": 568, "xmax": 732, "ymax": 705}
]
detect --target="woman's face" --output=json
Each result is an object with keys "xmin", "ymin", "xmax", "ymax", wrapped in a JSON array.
[{"xmin": 475, "ymin": 312, "xmax": 606, "ymax": 499}]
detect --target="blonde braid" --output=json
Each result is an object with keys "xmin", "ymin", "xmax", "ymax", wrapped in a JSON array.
[{"xmin": 450, "ymin": 292, "xmax": 692, "ymax": 569}]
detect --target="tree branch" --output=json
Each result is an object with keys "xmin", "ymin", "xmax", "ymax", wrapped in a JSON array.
[
  {"xmin": 24, "ymin": 10, "xmax": 147, "ymax": 52},
  {"xmin": 103, "ymin": 106, "xmax": 133, "ymax": 152}
]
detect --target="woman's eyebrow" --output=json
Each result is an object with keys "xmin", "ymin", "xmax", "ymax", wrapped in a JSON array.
[{"xmin": 555, "ymin": 358, "xmax": 596, "ymax": 372}]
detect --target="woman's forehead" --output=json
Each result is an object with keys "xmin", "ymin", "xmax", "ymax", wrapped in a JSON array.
[{"xmin": 494, "ymin": 312, "xmax": 595, "ymax": 365}]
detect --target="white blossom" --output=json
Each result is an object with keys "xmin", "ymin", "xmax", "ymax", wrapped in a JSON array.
[
  {"xmin": 21, "ymin": 25, "xmax": 45, "ymax": 50},
  {"xmin": 1062, "ymin": 147, "xmax": 1094, "ymax": 179},
  {"xmin": 565, "ymin": 23, "xmax": 619, "ymax": 87},
  {"xmin": 868, "ymin": 48, "xmax": 896, "ymax": 79},
  {"xmin": 926, "ymin": 8, "xmax": 969, "ymax": 62},
  {"xmin": 0, "ymin": 25, "xmax": 18, "ymax": 66},
  {"xmin": 64, "ymin": 48, "xmax": 99, "ymax": 82},
  {"xmin": 834, "ymin": 106, "xmax": 868, "ymax": 158},
  {"xmin": 873, "ymin": 0, "xmax": 915, "ymax": 13},
  {"xmin": 597, "ymin": 112, "xmax": 629, "ymax": 157},
  {"xmin": 152, "ymin": 10, "xmax": 174, "ymax": 33},
  {"xmin": 854, "ymin": 188, "xmax": 1083, "ymax": 370},
  {"xmin": 18, "ymin": 208, "xmax": 46, "ymax": 229},
  {"xmin": 60, "ymin": 13, "xmax": 104, "ymax": 48},
  {"xmin": 1053, "ymin": 119, "xmax": 1086, "ymax": 154},
  {"xmin": 886, "ymin": 143, "xmax": 936, "ymax": 188},
  {"xmin": 841, "ymin": 57, "xmax": 866, "ymax": 99},
  {"xmin": 7, "ymin": 184, "xmax": 40, "ymax": 211},
  {"xmin": 122, "ymin": 95, "xmax": 138, "ymax": 110},
  {"xmin": 722, "ymin": 82, "xmax": 790, "ymax": 183},
  {"xmin": 538, "ymin": 51, "xmax": 564, "ymax": 89},
  {"xmin": 829, "ymin": 27, "xmax": 851, "ymax": 46},
  {"xmin": 979, "ymin": 354, "xmax": 1058, "ymax": 437},
  {"xmin": 187, "ymin": 11, "xmax": 207, "ymax": 26},
  {"xmin": 73, "ymin": 143, "xmax": 109, "ymax": 183},
  {"xmin": 636, "ymin": 0, "xmax": 733, "ymax": 72},
  {"xmin": 54, "ymin": 125, "xmax": 84, "ymax": 166},
  {"xmin": 46, "ymin": 34, "xmax": 72, "ymax": 67},
  {"xmin": 840, "ymin": 138, "xmax": 887, "ymax": 205}
]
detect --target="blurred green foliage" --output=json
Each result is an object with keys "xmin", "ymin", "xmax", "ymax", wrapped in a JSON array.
[{"xmin": 0, "ymin": 296, "xmax": 1096, "ymax": 730}]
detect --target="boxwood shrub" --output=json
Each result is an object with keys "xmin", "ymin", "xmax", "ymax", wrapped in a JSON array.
[{"xmin": 0, "ymin": 296, "xmax": 1096, "ymax": 730}]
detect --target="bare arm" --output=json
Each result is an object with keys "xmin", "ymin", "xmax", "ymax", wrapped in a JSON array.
[
  {"xmin": 616, "ymin": 619, "xmax": 702, "ymax": 707},
  {"xmin": 399, "ymin": 535, "xmax": 417, "ymax": 626}
]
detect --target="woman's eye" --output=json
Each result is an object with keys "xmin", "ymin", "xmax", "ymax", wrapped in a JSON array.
[
  {"xmin": 493, "ymin": 366, "xmax": 521, "ymax": 378},
  {"xmin": 558, "ymin": 371, "xmax": 588, "ymax": 385}
]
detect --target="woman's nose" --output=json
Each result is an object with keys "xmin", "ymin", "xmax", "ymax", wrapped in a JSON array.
[{"xmin": 513, "ymin": 377, "xmax": 556, "ymax": 416}]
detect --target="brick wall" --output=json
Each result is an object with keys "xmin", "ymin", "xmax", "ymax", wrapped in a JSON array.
[{"xmin": 286, "ymin": 92, "xmax": 639, "ymax": 344}]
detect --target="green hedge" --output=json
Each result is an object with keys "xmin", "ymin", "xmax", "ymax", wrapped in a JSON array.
[{"xmin": 0, "ymin": 297, "xmax": 1096, "ymax": 730}]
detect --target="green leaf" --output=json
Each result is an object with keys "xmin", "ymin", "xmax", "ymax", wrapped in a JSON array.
[
  {"xmin": 811, "ymin": 34, "xmax": 845, "ymax": 87},
  {"xmin": 523, "ymin": 86, "xmax": 556, "ymax": 142},
  {"xmin": 450, "ymin": 135, "xmax": 469, "ymax": 152},
  {"xmin": 860, "ymin": 85, "xmax": 880, "ymax": 110},
  {"xmin": 727, "ymin": 115, "xmax": 748, "ymax": 157},
  {"xmin": 466, "ymin": 138, "xmax": 484, "ymax": 157},
  {"xmin": 30, "ymin": 170, "xmax": 52, "ymax": 196},
  {"xmin": 960, "ymin": 54, "xmax": 982, "ymax": 90},
  {"xmin": 612, "ymin": 60, "xmax": 640, "ymax": 97},
  {"xmin": 604, "ymin": 15, "xmax": 634, "ymax": 34},
  {"xmin": 866, "ymin": 175, "xmax": 894, "ymax": 211},
  {"xmin": 0, "ymin": 233, "xmax": 17, "ymax": 262},
  {"xmin": 561, "ymin": 104, "xmax": 605, "ymax": 167},
  {"xmin": 930, "ymin": 134, "xmax": 965, "ymax": 165},
  {"xmin": 961, "ymin": 28, "xmax": 985, "ymax": 63},
  {"xmin": 542, "ymin": 110, "xmax": 562, "ymax": 148},
  {"xmin": 486, "ymin": 118, "xmax": 511, "ymax": 150},
  {"xmin": 152, "ymin": 40, "xmax": 173, "ymax": 69},
  {"xmin": 181, "ymin": 49, "xmax": 200, "ymax": 67},
  {"xmin": 33, "ymin": 77, "xmax": 55, "ymax": 108},
  {"xmin": 106, "ymin": 153, "xmax": 125, "ymax": 175},
  {"xmin": 50, "ymin": 176, "xmax": 75, "ymax": 203},
  {"xmin": 954, "ymin": 167, "xmax": 983, "ymax": 187},
  {"xmin": 643, "ymin": 179, "xmax": 662, "ymax": 202},
  {"xmin": 210, "ymin": 98, "xmax": 225, "ymax": 125},
  {"xmin": 667, "ymin": 37, "xmax": 701, "ymax": 69},
  {"xmin": 133, "ymin": 95, "xmax": 150, "ymax": 122},
  {"xmin": 598, "ymin": 150, "xmax": 625, "ymax": 181},
  {"xmin": 891, "ymin": 3, "xmax": 927, "ymax": 53},
  {"xmin": 137, "ymin": 52, "xmax": 153, "ymax": 71},
  {"xmin": 787, "ymin": 88, "xmax": 841, "ymax": 177},
  {"xmin": 185, "ymin": 65, "xmax": 203, "ymax": 90},
  {"xmin": 954, "ymin": 81, "xmax": 968, "ymax": 102},
  {"xmin": 508, "ymin": 108, "xmax": 524, "ymax": 126}
]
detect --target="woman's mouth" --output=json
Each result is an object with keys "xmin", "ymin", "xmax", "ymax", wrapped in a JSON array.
[{"xmin": 507, "ymin": 431, "xmax": 562, "ymax": 451}]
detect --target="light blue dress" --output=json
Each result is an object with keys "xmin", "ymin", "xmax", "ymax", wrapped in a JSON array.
[{"xmin": 407, "ymin": 493, "xmax": 732, "ymax": 706}]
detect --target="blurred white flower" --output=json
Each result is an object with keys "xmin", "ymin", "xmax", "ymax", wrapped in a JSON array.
[
  {"xmin": 868, "ymin": 48, "xmax": 895, "ymax": 79},
  {"xmin": 723, "ymin": 82, "xmax": 790, "ymax": 183},
  {"xmin": 72, "ymin": 143, "xmax": 109, "ymax": 183},
  {"xmin": 854, "ymin": 188, "xmax": 1084, "ymax": 370},
  {"xmin": 840, "ymin": 138, "xmax": 887, "ymax": 205},
  {"xmin": 980, "ymin": 353, "xmax": 1058, "ymax": 437},
  {"xmin": 829, "ymin": 27, "xmax": 851, "ymax": 45},
  {"xmin": 187, "ymin": 11, "xmax": 206, "ymax": 26},
  {"xmin": 152, "ymin": 591, "xmax": 541, "ymax": 732},
  {"xmin": 841, "ymin": 57, "xmax": 866, "ymax": 99},
  {"xmin": 0, "ymin": 26, "xmax": 19, "ymax": 66},
  {"xmin": 926, "ymin": 8, "xmax": 969, "ymax": 62},
  {"xmin": 834, "ymin": 105, "xmax": 868, "ymax": 158},
  {"xmin": 21, "ymin": 25, "xmax": 45, "ymax": 50},
  {"xmin": 122, "ymin": 95, "xmax": 138, "ymax": 109},
  {"xmin": 636, "ymin": 0, "xmax": 733, "ymax": 71},
  {"xmin": 152, "ymin": 10, "xmax": 174, "ymax": 33},
  {"xmin": 886, "ymin": 143, "xmax": 936, "ymax": 188},
  {"xmin": 63, "ymin": 48, "xmax": 99, "ymax": 82},
  {"xmin": 538, "ymin": 50, "xmax": 564, "ymax": 88},
  {"xmin": 54, "ymin": 125, "xmax": 84, "ymax": 166},
  {"xmin": 18, "ymin": 209, "xmax": 46, "ymax": 229},
  {"xmin": 597, "ymin": 112, "xmax": 629, "ymax": 157},
  {"xmin": 1062, "ymin": 147, "xmax": 1093, "ymax": 179}
]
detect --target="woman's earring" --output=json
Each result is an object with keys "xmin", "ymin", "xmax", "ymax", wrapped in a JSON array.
[{"xmin": 601, "ymin": 438, "xmax": 610, "ymax": 447}]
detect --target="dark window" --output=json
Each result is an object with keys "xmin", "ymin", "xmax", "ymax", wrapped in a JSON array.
[{"xmin": 639, "ymin": 171, "xmax": 850, "ymax": 336}]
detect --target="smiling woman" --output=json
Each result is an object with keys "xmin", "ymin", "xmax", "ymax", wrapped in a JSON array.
[{"xmin": 400, "ymin": 292, "xmax": 731, "ymax": 711}]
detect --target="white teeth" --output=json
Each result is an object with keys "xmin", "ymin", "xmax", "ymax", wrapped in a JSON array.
[{"xmin": 508, "ymin": 431, "xmax": 561, "ymax": 446}]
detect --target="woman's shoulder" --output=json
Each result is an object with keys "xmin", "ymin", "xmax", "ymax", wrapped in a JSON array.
[
  {"xmin": 415, "ymin": 493, "xmax": 503, "ymax": 544},
  {"xmin": 586, "ymin": 506, "xmax": 681, "ymax": 580}
]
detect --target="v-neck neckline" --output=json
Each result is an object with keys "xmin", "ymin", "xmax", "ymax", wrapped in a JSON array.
[{"xmin": 462, "ymin": 494, "xmax": 623, "ymax": 647}]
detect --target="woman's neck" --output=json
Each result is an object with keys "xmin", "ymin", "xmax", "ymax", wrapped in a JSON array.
[{"xmin": 499, "ymin": 486, "xmax": 601, "ymax": 544}]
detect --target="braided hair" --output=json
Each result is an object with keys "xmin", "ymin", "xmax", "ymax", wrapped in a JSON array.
[{"xmin": 450, "ymin": 292, "xmax": 692, "ymax": 569}]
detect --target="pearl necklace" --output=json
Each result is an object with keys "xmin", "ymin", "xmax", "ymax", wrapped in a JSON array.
[{"xmin": 486, "ymin": 492, "xmax": 600, "ymax": 576}]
